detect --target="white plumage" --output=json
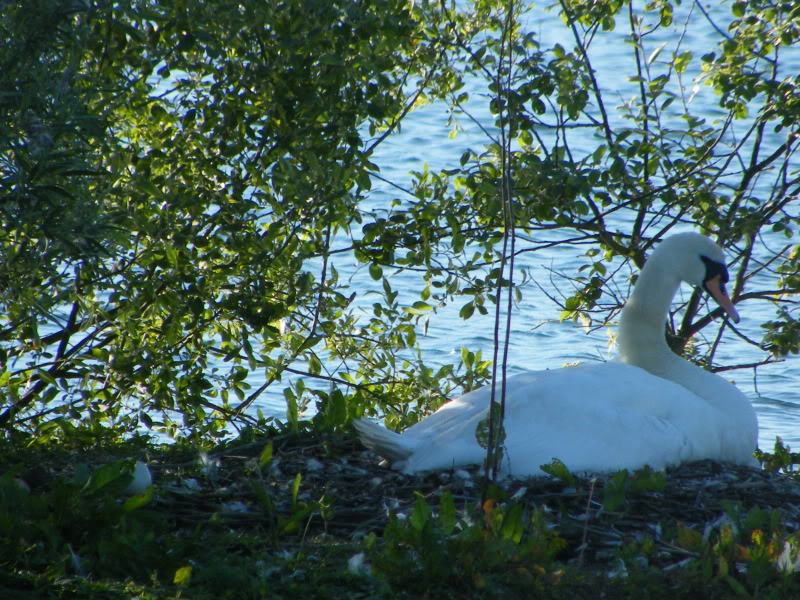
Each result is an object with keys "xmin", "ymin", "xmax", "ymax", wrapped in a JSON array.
[
  {"xmin": 354, "ymin": 233, "xmax": 759, "ymax": 476},
  {"xmin": 124, "ymin": 460, "xmax": 153, "ymax": 495}
]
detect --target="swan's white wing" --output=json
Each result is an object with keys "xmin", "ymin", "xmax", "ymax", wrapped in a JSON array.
[
  {"xmin": 498, "ymin": 365, "xmax": 708, "ymax": 475},
  {"xmin": 362, "ymin": 363, "xmax": 724, "ymax": 476}
]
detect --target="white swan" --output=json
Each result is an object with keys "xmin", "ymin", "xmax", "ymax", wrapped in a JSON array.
[{"xmin": 354, "ymin": 233, "xmax": 759, "ymax": 476}]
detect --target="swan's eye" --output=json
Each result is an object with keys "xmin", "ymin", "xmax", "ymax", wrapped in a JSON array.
[
  {"xmin": 699, "ymin": 255, "xmax": 732, "ymax": 300},
  {"xmin": 700, "ymin": 255, "xmax": 729, "ymax": 285}
]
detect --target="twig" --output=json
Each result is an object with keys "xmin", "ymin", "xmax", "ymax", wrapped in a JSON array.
[{"xmin": 578, "ymin": 477, "xmax": 597, "ymax": 567}]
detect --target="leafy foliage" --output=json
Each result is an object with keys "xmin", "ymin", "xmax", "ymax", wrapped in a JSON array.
[
  {"xmin": 1, "ymin": 0, "xmax": 797, "ymax": 442},
  {"xmin": 365, "ymin": 460, "xmax": 800, "ymax": 599},
  {"xmin": 668, "ymin": 503, "xmax": 800, "ymax": 598},
  {"xmin": 0, "ymin": 458, "xmax": 161, "ymax": 580},
  {"xmin": 755, "ymin": 436, "xmax": 800, "ymax": 477},
  {"xmin": 0, "ymin": 437, "xmax": 362, "ymax": 600},
  {"xmin": 367, "ymin": 489, "xmax": 567, "ymax": 595},
  {"xmin": 601, "ymin": 466, "xmax": 667, "ymax": 512}
]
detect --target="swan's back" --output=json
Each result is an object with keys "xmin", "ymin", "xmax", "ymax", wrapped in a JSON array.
[{"xmin": 359, "ymin": 363, "xmax": 727, "ymax": 476}]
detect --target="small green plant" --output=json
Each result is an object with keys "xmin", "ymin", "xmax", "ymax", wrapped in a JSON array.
[
  {"xmin": 367, "ymin": 490, "xmax": 566, "ymax": 595},
  {"xmin": 540, "ymin": 458, "xmax": 577, "ymax": 487},
  {"xmin": 602, "ymin": 467, "xmax": 667, "ymax": 513},
  {"xmin": 756, "ymin": 437, "xmax": 800, "ymax": 477},
  {"xmin": 250, "ymin": 443, "xmax": 333, "ymax": 539},
  {"xmin": 669, "ymin": 503, "xmax": 800, "ymax": 598},
  {"xmin": 0, "ymin": 460, "xmax": 162, "ymax": 579},
  {"xmin": 475, "ymin": 401, "xmax": 506, "ymax": 478}
]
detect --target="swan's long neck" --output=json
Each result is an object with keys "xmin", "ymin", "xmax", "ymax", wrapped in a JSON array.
[
  {"xmin": 616, "ymin": 247, "xmax": 758, "ymax": 459},
  {"xmin": 617, "ymin": 253, "xmax": 681, "ymax": 373}
]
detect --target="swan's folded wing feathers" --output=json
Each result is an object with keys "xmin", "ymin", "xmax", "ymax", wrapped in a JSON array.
[
  {"xmin": 402, "ymin": 385, "xmax": 493, "ymax": 439},
  {"xmin": 496, "ymin": 371, "xmax": 693, "ymax": 474}
]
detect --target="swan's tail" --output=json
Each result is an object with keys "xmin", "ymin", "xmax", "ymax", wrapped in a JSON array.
[{"xmin": 353, "ymin": 418, "xmax": 414, "ymax": 464}]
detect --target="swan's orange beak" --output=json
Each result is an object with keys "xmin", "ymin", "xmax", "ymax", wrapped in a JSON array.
[{"xmin": 705, "ymin": 275, "xmax": 740, "ymax": 324}]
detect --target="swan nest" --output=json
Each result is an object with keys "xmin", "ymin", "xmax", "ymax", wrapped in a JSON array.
[
  {"xmin": 16, "ymin": 432, "xmax": 798, "ymax": 571},
  {"xmin": 133, "ymin": 432, "xmax": 800, "ymax": 569}
]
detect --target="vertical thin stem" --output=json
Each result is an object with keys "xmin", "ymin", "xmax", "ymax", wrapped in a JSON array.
[
  {"xmin": 484, "ymin": 0, "xmax": 517, "ymax": 486},
  {"xmin": 499, "ymin": 0, "xmax": 517, "ymax": 432}
]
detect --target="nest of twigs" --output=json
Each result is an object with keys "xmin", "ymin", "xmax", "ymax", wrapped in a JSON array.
[{"xmin": 147, "ymin": 432, "xmax": 800, "ymax": 567}]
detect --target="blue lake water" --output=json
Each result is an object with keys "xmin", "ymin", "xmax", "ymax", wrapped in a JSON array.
[{"xmin": 245, "ymin": 4, "xmax": 800, "ymax": 451}]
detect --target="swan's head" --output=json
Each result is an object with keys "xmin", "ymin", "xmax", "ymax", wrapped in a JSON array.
[{"xmin": 655, "ymin": 233, "xmax": 740, "ymax": 323}]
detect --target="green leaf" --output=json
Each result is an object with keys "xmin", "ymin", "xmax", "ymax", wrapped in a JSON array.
[
  {"xmin": 721, "ymin": 574, "xmax": 749, "ymax": 597},
  {"xmin": 459, "ymin": 302, "xmax": 475, "ymax": 320},
  {"xmin": 461, "ymin": 346, "xmax": 473, "ymax": 366},
  {"xmin": 659, "ymin": 10, "xmax": 673, "ymax": 27},
  {"xmin": 308, "ymin": 353, "xmax": 322, "ymax": 375},
  {"xmin": 674, "ymin": 50, "xmax": 692, "ymax": 74},
  {"xmin": 630, "ymin": 466, "xmax": 666, "ymax": 492},
  {"xmin": 82, "ymin": 461, "xmax": 133, "ymax": 495},
  {"xmin": 540, "ymin": 458, "xmax": 576, "ymax": 487},
  {"xmin": 122, "ymin": 485, "xmax": 154, "ymax": 511},
  {"xmin": 603, "ymin": 469, "xmax": 630, "ymax": 511},
  {"xmin": 439, "ymin": 491, "xmax": 456, "ymax": 535},
  {"xmin": 297, "ymin": 335, "xmax": 322, "ymax": 353},
  {"xmin": 592, "ymin": 144, "xmax": 607, "ymax": 163},
  {"xmin": 291, "ymin": 472, "xmax": 302, "ymax": 507},
  {"xmin": 173, "ymin": 565, "xmax": 193, "ymax": 585},
  {"xmin": 285, "ymin": 388, "xmax": 299, "ymax": 427},
  {"xmin": 647, "ymin": 42, "xmax": 668, "ymax": 65},
  {"xmin": 647, "ymin": 155, "xmax": 660, "ymax": 175},
  {"xmin": 475, "ymin": 401, "xmax": 506, "ymax": 454},
  {"xmin": 369, "ymin": 263, "xmax": 383, "ymax": 280},
  {"xmin": 356, "ymin": 170, "xmax": 372, "ymax": 190},
  {"xmin": 404, "ymin": 300, "xmax": 433, "ymax": 316},
  {"xmin": 410, "ymin": 492, "xmax": 430, "ymax": 532},
  {"xmin": 499, "ymin": 502, "xmax": 524, "ymax": 543},
  {"xmin": 259, "ymin": 441, "xmax": 273, "ymax": 468},
  {"xmin": 138, "ymin": 178, "xmax": 164, "ymax": 199},
  {"xmin": 412, "ymin": 301, "xmax": 432, "ymax": 311}
]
